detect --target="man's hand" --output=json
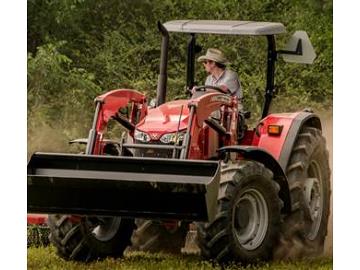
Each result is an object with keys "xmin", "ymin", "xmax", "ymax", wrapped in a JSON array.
[{"xmin": 218, "ymin": 85, "xmax": 229, "ymax": 93}]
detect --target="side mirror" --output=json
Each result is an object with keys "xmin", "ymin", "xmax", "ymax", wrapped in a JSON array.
[{"xmin": 278, "ymin": 31, "xmax": 316, "ymax": 64}]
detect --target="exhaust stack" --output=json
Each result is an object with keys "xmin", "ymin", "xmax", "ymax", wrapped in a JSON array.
[{"xmin": 156, "ymin": 22, "xmax": 169, "ymax": 106}]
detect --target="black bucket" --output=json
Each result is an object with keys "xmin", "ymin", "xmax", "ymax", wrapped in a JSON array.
[{"xmin": 27, "ymin": 153, "xmax": 220, "ymax": 222}]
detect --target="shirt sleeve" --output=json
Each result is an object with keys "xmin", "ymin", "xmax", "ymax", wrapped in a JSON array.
[
  {"xmin": 205, "ymin": 75, "xmax": 212, "ymax": 85},
  {"xmin": 223, "ymin": 71, "xmax": 241, "ymax": 97}
]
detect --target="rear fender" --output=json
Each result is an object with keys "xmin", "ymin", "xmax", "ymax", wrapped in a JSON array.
[
  {"xmin": 278, "ymin": 112, "xmax": 321, "ymax": 170},
  {"xmin": 218, "ymin": 146, "xmax": 291, "ymax": 214},
  {"xmin": 254, "ymin": 111, "xmax": 321, "ymax": 170}
]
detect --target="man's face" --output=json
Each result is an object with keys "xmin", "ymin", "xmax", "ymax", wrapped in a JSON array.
[{"xmin": 203, "ymin": 60, "xmax": 215, "ymax": 74}]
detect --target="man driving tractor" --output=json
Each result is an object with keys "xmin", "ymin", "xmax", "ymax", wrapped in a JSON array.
[{"xmin": 192, "ymin": 47, "xmax": 243, "ymax": 110}]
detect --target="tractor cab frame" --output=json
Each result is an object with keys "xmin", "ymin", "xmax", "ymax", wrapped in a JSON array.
[{"xmin": 156, "ymin": 20, "xmax": 316, "ymax": 118}]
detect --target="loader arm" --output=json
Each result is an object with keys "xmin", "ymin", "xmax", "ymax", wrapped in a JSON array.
[
  {"xmin": 186, "ymin": 93, "xmax": 239, "ymax": 159},
  {"xmin": 88, "ymin": 89, "xmax": 147, "ymax": 155},
  {"xmin": 95, "ymin": 89, "xmax": 147, "ymax": 132}
]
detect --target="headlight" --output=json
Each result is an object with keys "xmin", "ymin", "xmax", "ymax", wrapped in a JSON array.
[
  {"xmin": 134, "ymin": 129, "xmax": 151, "ymax": 142},
  {"xmin": 160, "ymin": 132, "xmax": 185, "ymax": 144}
]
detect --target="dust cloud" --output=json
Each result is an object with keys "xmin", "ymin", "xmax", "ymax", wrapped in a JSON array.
[
  {"xmin": 322, "ymin": 112, "xmax": 333, "ymax": 256},
  {"xmin": 27, "ymin": 124, "xmax": 70, "ymax": 160}
]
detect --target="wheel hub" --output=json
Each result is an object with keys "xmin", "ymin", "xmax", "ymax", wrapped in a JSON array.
[
  {"xmin": 232, "ymin": 188, "xmax": 268, "ymax": 250},
  {"xmin": 303, "ymin": 160, "xmax": 323, "ymax": 240}
]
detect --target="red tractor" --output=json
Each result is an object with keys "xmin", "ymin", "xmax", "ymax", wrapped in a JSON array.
[{"xmin": 27, "ymin": 20, "xmax": 330, "ymax": 263}]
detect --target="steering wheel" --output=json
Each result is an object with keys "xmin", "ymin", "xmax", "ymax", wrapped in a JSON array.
[{"xmin": 193, "ymin": 85, "xmax": 231, "ymax": 94}]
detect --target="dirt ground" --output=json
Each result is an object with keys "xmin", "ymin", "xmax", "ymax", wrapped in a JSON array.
[{"xmin": 321, "ymin": 112, "xmax": 333, "ymax": 256}]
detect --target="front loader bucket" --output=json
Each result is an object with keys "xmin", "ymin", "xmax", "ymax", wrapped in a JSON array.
[{"xmin": 28, "ymin": 153, "xmax": 220, "ymax": 222}]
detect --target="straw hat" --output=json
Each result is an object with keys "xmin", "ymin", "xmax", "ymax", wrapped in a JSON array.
[{"xmin": 197, "ymin": 48, "xmax": 230, "ymax": 65}]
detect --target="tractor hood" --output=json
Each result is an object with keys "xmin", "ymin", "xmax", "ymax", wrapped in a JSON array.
[{"xmin": 136, "ymin": 99, "xmax": 190, "ymax": 136}]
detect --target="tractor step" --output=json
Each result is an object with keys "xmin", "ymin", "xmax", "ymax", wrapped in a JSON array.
[{"xmin": 27, "ymin": 153, "xmax": 220, "ymax": 222}]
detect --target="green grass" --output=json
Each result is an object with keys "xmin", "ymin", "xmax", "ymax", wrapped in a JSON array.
[{"xmin": 28, "ymin": 246, "xmax": 332, "ymax": 270}]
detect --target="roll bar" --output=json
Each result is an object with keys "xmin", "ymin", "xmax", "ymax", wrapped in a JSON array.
[{"xmin": 156, "ymin": 21, "xmax": 310, "ymax": 119}]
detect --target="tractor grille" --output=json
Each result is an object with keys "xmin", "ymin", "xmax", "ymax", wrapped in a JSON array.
[{"xmin": 134, "ymin": 140, "xmax": 182, "ymax": 158}]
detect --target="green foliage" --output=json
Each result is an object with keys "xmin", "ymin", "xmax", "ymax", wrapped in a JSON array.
[
  {"xmin": 28, "ymin": 41, "xmax": 101, "ymax": 152},
  {"xmin": 28, "ymin": 0, "xmax": 332, "ymax": 147}
]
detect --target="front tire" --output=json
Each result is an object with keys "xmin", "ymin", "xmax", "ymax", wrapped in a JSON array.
[
  {"xmin": 196, "ymin": 160, "xmax": 282, "ymax": 263},
  {"xmin": 48, "ymin": 215, "xmax": 135, "ymax": 262}
]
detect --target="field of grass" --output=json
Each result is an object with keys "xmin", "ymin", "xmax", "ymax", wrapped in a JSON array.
[{"xmin": 28, "ymin": 246, "xmax": 332, "ymax": 270}]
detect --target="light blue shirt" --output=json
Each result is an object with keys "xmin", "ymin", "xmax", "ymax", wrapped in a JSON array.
[{"xmin": 205, "ymin": 69, "xmax": 242, "ymax": 98}]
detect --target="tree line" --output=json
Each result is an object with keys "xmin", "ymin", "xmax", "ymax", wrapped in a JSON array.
[{"xmin": 27, "ymin": 0, "xmax": 332, "ymax": 151}]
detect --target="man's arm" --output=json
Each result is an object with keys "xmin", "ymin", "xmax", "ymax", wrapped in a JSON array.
[{"xmin": 221, "ymin": 70, "xmax": 241, "ymax": 97}]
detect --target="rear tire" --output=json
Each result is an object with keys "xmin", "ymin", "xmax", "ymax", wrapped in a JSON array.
[
  {"xmin": 196, "ymin": 160, "xmax": 282, "ymax": 264},
  {"xmin": 130, "ymin": 219, "xmax": 188, "ymax": 253},
  {"xmin": 275, "ymin": 127, "xmax": 331, "ymax": 259},
  {"xmin": 48, "ymin": 215, "xmax": 135, "ymax": 262}
]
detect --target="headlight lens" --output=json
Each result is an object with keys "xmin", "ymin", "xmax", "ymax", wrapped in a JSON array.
[
  {"xmin": 160, "ymin": 132, "xmax": 185, "ymax": 144},
  {"xmin": 134, "ymin": 130, "xmax": 151, "ymax": 142}
]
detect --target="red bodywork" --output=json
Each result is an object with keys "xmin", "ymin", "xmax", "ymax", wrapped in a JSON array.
[
  {"xmin": 133, "ymin": 91, "xmax": 302, "ymax": 163},
  {"xmin": 137, "ymin": 92, "xmax": 237, "ymax": 159},
  {"xmin": 90, "ymin": 89, "xmax": 302, "ymax": 162},
  {"xmin": 27, "ymin": 214, "xmax": 47, "ymax": 225},
  {"xmin": 26, "ymin": 89, "xmax": 303, "ymax": 226},
  {"xmin": 93, "ymin": 89, "xmax": 147, "ymax": 155},
  {"xmin": 252, "ymin": 113, "xmax": 300, "ymax": 160}
]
